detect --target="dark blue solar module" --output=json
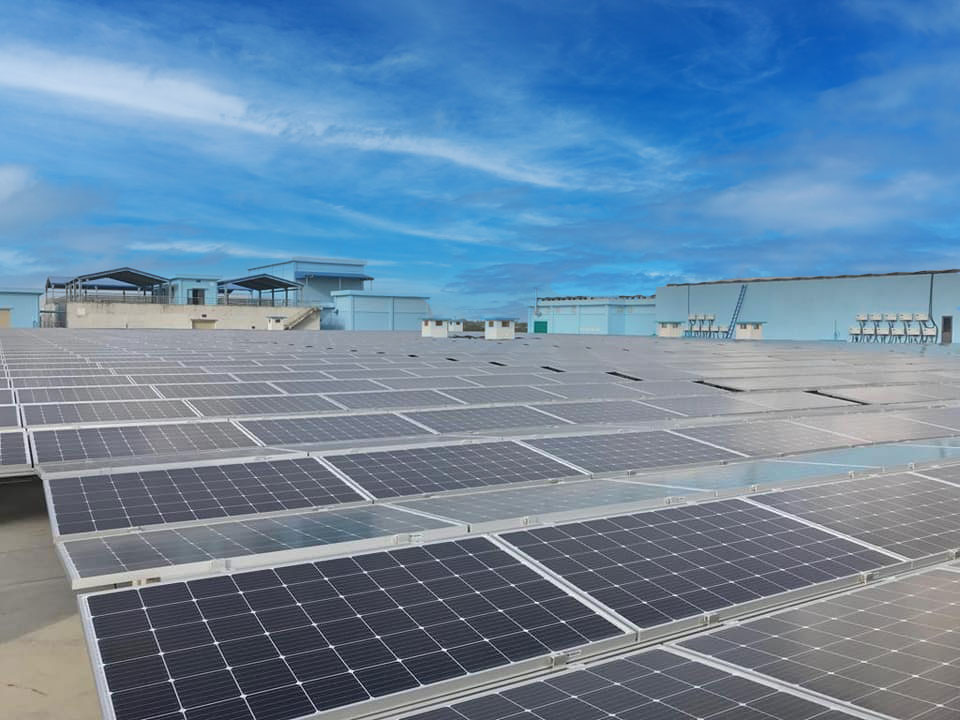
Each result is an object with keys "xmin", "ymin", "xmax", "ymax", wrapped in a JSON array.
[
  {"xmin": 502, "ymin": 499, "xmax": 896, "ymax": 629},
  {"xmin": 83, "ymin": 537, "xmax": 624, "ymax": 720}
]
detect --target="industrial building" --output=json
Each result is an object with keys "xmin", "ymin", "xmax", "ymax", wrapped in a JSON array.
[
  {"xmin": 42, "ymin": 257, "xmax": 430, "ymax": 330},
  {"xmin": 529, "ymin": 295, "xmax": 656, "ymax": 335},
  {"xmin": 0, "ymin": 288, "xmax": 44, "ymax": 328},
  {"xmin": 530, "ymin": 269, "xmax": 960, "ymax": 343}
]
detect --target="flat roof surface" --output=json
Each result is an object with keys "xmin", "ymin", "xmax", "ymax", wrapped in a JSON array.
[{"xmin": 6, "ymin": 329, "xmax": 960, "ymax": 720}]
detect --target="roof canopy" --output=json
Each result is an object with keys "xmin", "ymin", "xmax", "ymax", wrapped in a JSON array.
[
  {"xmin": 47, "ymin": 275, "xmax": 145, "ymax": 291},
  {"xmin": 69, "ymin": 267, "xmax": 169, "ymax": 287},
  {"xmin": 217, "ymin": 273, "xmax": 303, "ymax": 292}
]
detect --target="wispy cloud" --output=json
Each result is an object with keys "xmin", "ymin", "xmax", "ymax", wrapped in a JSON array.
[
  {"xmin": 129, "ymin": 240, "xmax": 297, "ymax": 259},
  {"xmin": 0, "ymin": 47, "xmax": 276, "ymax": 133}
]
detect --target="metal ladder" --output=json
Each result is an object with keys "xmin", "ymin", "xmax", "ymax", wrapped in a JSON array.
[{"xmin": 724, "ymin": 284, "xmax": 748, "ymax": 338}]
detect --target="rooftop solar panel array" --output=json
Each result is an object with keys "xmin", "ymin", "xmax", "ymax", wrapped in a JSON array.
[{"xmin": 11, "ymin": 329, "xmax": 960, "ymax": 720}]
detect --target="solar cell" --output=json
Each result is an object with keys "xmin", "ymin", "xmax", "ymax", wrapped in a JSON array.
[
  {"xmin": 673, "ymin": 421, "xmax": 854, "ymax": 456},
  {"xmin": 525, "ymin": 430, "xmax": 741, "ymax": 473},
  {"xmin": 899, "ymin": 407, "xmax": 960, "ymax": 432},
  {"xmin": 751, "ymin": 474, "xmax": 960, "ymax": 559},
  {"xmin": 80, "ymin": 537, "xmax": 624, "ymax": 719},
  {"xmin": 47, "ymin": 457, "xmax": 364, "ymax": 535},
  {"xmin": 531, "ymin": 400, "xmax": 681, "ymax": 424},
  {"xmin": 189, "ymin": 394, "xmax": 340, "ymax": 417},
  {"xmin": 240, "ymin": 413, "xmax": 431, "ymax": 446},
  {"xmin": 22, "ymin": 399, "xmax": 196, "ymax": 426},
  {"xmin": 229, "ymin": 371, "xmax": 334, "ymax": 382},
  {"xmin": 324, "ymin": 368, "xmax": 418, "ymax": 379},
  {"xmin": 64, "ymin": 505, "xmax": 457, "ymax": 582},
  {"xmin": 403, "ymin": 406, "xmax": 568, "ymax": 434},
  {"xmin": 153, "ymin": 382, "xmax": 283, "ymax": 399},
  {"xmin": 826, "ymin": 385, "xmax": 943, "ymax": 404},
  {"xmin": 679, "ymin": 568, "xmax": 960, "ymax": 720},
  {"xmin": 404, "ymin": 647, "xmax": 859, "ymax": 720},
  {"xmin": 631, "ymin": 380, "xmax": 728, "ymax": 397},
  {"xmin": 326, "ymin": 441, "xmax": 584, "ymax": 498},
  {"xmin": 325, "ymin": 389, "xmax": 464, "ymax": 410},
  {"xmin": 502, "ymin": 498, "xmax": 895, "ymax": 629},
  {"xmin": 32, "ymin": 421, "xmax": 259, "ymax": 464}
]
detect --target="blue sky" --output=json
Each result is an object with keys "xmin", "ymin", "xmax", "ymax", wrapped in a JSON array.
[{"xmin": 0, "ymin": 0, "xmax": 958, "ymax": 316}]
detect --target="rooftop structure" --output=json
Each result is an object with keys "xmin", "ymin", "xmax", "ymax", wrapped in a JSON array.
[{"xmin": 6, "ymin": 330, "xmax": 960, "ymax": 719}]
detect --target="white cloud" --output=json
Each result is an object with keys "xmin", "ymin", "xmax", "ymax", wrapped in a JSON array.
[
  {"xmin": 849, "ymin": 0, "xmax": 960, "ymax": 33},
  {"xmin": 706, "ymin": 169, "xmax": 939, "ymax": 232},
  {"xmin": 0, "ymin": 47, "xmax": 276, "ymax": 133},
  {"xmin": 129, "ymin": 240, "xmax": 296, "ymax": 258},
  {"xmin": 0, "ymin": 165, "xmax": 35, "ymax": 203}
]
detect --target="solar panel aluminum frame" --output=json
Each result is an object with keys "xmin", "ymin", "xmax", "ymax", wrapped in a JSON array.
[
  {"xmin": 76, "ymin": 538, "xmax": 636, "ymax": 720},
  {"xmin": 41, "ymin": 454, "xmax": 375, "ymax": 542},
  {"xmin": 0, "ymin": 429, "xmax": 32, "ymax": 477},
  {"xmin": 58, "ymin": 506, "xmax": 468, "ymax": 590},
  {"xmin": 495, "ymin": 502, "xmax": 910, "ymax": 646},
  {"xmin": 28, "ymin": 418, "xmax": 266, "ymax": 473}
]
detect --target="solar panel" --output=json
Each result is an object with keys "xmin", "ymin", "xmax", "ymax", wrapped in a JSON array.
[
  {"xmin": 80, "ymin": 537, "xmax": 624, "ymax": 719},
  {"xmin": 0, "ymin": 390, "xmax": 12, "ymax": 404},
  {"xmin": 631, "ymin": 380, "xmax": 727, "ymax": 397},
  {"xmin": 270, "ymin": 379, "xmax": 385, "ymax": 394},
  {"xmin": 742, "ymin": 391, "xmax": 856, "ymax": 411},
  {"xmin": 32, "ymin": 421, "xmax": 259, "ymax": 464},
  {"xmin": 229, "ymin": 371, "xmax": 335, "ymax": 382},
  {"xmin": 525, "ymin": 430, "xmax": 741, "ymax": 473},
  {"xmin": 189, "ymin": 394, "xmax": 341, "ymax": 417},
  {"xmin": 673, "ymin": 421, "xmax": 854, "ymax": 456},
  {"xmin": 900, "ymin": 407, "xmax": 960, "ymax": 432},
  {"xmin": 0, "ymin": 430, "xmax": 29, "ymax": 466},
  {"xmin": 531, "ymin": 400, "xmax": 680, "ymax": 424},
  {"xmin": 240, "ymin": 414, "xmax": 431, "ymax": 446},
  {"xmin": 679, "ymin": 568, "xmax": 960, "ymax": 720},
  {"xmin": 642, "ymin": 395, "xmax": 769, "ymax": 417},
  {"xmin": 502, "ymin": 498, "xmax": 895, "ymax": 629},
  {"xmin": 701, "ymin": 375, "xmax": 860, "ymax": 391},
  {"xmin": 373, "ymin": 377, "xmax": 483, "ymax": 391},
  {"xmin": 12, "ymin": 374, "xmax": 132, "ymax": 388},
  {"xmin": 751, "ymin": 474, "xmax": 960, "ymax": 559},
  {"xmin": 127, "ymin": 373, "xmax": 238, "ymax": 385},
  {"xmin": 154, "ymin": 382, "xmax": 283, "ymax": 399},
  {"xmin": 47, "ymin": 457, "xmax": 365, "ymax": 536},
  {"xmin": 439, "ymin": 386, "xmax": 561, "ymax": 404},
  {"xmin": 16, "ymin": 385, "xmax": 160, "ymax": 404},
  {"xmin": 324, "ymin": 368, "xmax": 418, "ymax": 379},
  {"xmin": 403, "ymin": 406, "xmax": 568, "ymax": 434},
  {"xmin": 326, "ymin": 441, "xmax": 584, "ymax": 498},
  {"xmin": 396, "ymin": 479, "xmax": 702, "ymax": 525},
  {"xmin": 467, "ymin": 374, "xmax": 561, "ymax": 386},
  {"xmin": 22, "ymin": 400, "xmax": 196, "ymax": 426},
  {"xmin": 796, "ymin": 413, "xmax": 954, "ymax": 442},
  {"xmin": 404, "ymin": 647, "xmax": 859, "ymax": 720},
  {"xmin": 325, "ymin": 389, "xmax": 464, "ymax": 410},
  {"xmin": 0, "ymin": 405, "xmax": 19, "ymax": 428},
  {"xmin": 63, "ymin": 505, "xmax": 457, "ymax": 582},
  {"xmin": 825, "ymin": 384, "xmax": 942, "ymax": 404}
]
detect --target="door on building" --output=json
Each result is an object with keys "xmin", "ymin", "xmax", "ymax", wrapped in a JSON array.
[
  {"xmin": 942, "ymin": 316, "xmax": 953, "ymax": 344},
  {"xmin": 191, "ymin": 319, "xmax": 216, "ymax": 330},
  {"xmin": 189, "ymin": 288, "xmax": 206, "ymax": 305},
  {"xmin": 0, "ymin": 309, "xmax": 10, "ymax": 328},
  {"xmin": 533, "ymin": 320, "xmax": 548, "ymax": 333}
]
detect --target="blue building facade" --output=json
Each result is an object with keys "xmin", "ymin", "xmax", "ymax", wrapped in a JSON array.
[
  {"xmin": 0, "ymin": 289, "xmax": 42, "ymax": 328},
  {"xmin": 329, "ymin": 291, "xmax": 430, "ymax": 331},
  {"xmin": 247, "ymin": 257, "xmax": 372, "ymax": 306},
  {"xmin": 656, "ymin": 270, "xmax": 960, "ymax": 341},
  {"xmin": 529, "ymin": 297, "xmax": 656, "ymax": 335}
]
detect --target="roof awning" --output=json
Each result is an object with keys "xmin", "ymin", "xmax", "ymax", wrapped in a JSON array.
[
  {"xmin": 47, "ymin": 276, "xmax": 144, "ymax": 291},
  {"xmin": 68, "ymin": 267, "xmax": 169, "ymax": 287},
  {"xmin": 217, "ymin": 273, "xmax": 303, "ymax": 292},
  {"xmin": 295, "ymin": 270, "xmax": 373, "ymax": 281}
]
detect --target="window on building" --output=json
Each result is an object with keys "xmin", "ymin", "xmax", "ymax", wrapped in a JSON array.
[
  {"xmin": 488, "ymin": 321, "xmax": 494, "ymax": 327},
  {"xmin": 501, "ymin": 321, "xmax": 509, "ymax": 327}
]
